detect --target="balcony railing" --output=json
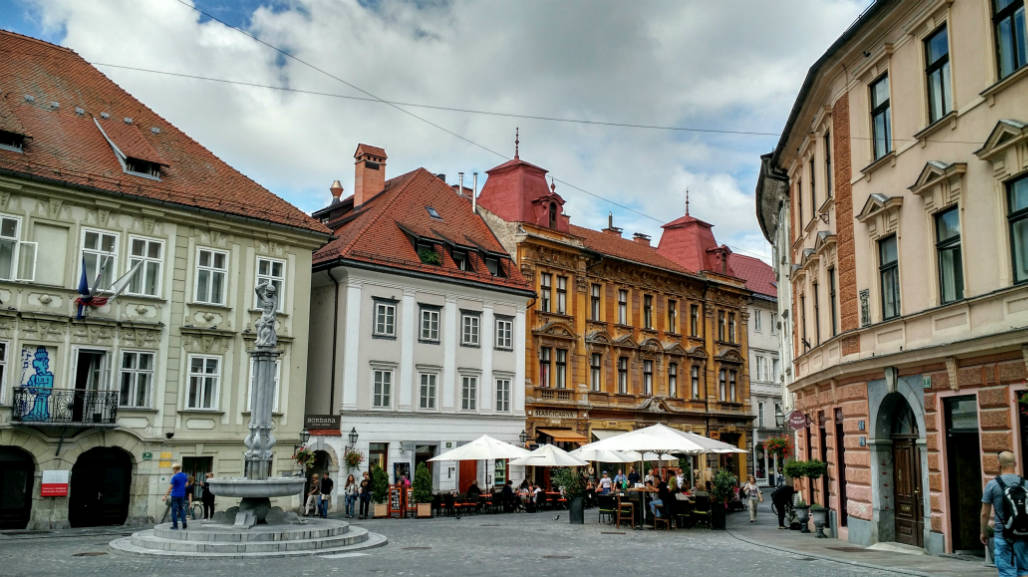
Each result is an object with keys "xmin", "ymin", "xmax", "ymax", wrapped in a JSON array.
[
  {"xmin": 11, "ymin": 387, "xmax": 119, "ymax": 426},
  {"xmin": 533, "ymin": 387, "xmax": 575, "ymax": 402}
]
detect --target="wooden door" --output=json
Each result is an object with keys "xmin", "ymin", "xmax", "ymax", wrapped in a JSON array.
[
  {"xmin": 892, "ymin": 438, "xmax": 923, "ymax": 547},
  {"xmin": 458, "ymin": 461, "xmax": 477, "ymax": 494},
  {"xmin": 0, "ymin": 449, "xmax": 33, "ymax": 529}
]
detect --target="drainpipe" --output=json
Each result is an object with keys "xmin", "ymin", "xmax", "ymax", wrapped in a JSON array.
[{"xmin": 326, "ymin": 267, "xmax": 342, "ymax": 413}]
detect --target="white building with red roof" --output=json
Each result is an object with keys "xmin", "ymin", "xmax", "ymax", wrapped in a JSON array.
[{"xmin": 0, "ymin": 31, "xmax": 330, "ymax": 529}]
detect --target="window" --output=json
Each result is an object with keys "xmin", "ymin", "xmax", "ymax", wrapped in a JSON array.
[
  {"xmin": 643, "ymin": 295, "xmax": 653, "ymax": 329},
  {"xmin": 495, "ymin": 316, "xmax": 513, "ymax": 350},
  {"xmin": 555, "ymin": 349, "xmax": 567, "ymax": 389},
  {"xmin": 809, "ymin": 156, "xmax": 816, "ymax": 216},
  {"xmin": 755, "ymin": 355, "xmax": 765, "ymax": 381},
  {"xmin": 617, "ymin": 289, "xmax": 628, "ymax": 324},
  {"xmin": 718, "ymin": 311, "xmax": 726, "ymax": 341},
  {"xmin": 195, "ymin": 248, "xmax": 227, "ymax": 305},
  {"xmin": 373, "ymin": 369, "xmax": 392, "ymax": 408},
  {"xmin": 416, "ymin": 241, "xmax": 440, "ymax": 265},
  {"xmin": 800, "ymin": 294, "xmax": 808, "ymax": 348},
  {"xmin": 936, "ymin": 207, "xmax": 963, "ymax": 303},
  {"xmin": 461, "ymin": 375, "xmax": 478, "ymax": 410},
  {"xmin": 419, "ymin": 373, "xmax": 437, "ymax": 410},
  {"xmin": 643, "ymin": 360, "xmax": 653, "ymax": 395},
  {"xmin": 495, "ymin": 378, "xmax": 511, "ymax": 412},
  {"xmin": 759, "ymin": 402, "xmax": 765, "ymax": 428},
  {"xmin": 539, "ymin": 347, "xmax": 552, "ymax": 387},
  {"xmin": 753, "ymin": 309, "xmax": 762, "ymax": 333},
  {"xmin": 374, "ymin": 300, "xmax": 397, "ymax": 337},
  {"xmin": 667, "ymin": 299, "xmax": 677, "ymax": 333},
  {"xmin": 420, "ymin": 305, "xmax": 440, "ymax": 342},
  {"xmin": 729, "ymin": 370, "xmax": 737, "ymax": 402},
  {"xmin": 119, "ymin": 351, "xmax": 154, "ymax": 408},
  {"xmin": 590, "ymin": 353, "xmax": 602, "ymax": 391},
  {"xmin": 540, "ymin": 273, "xmax": 552, "ymax": 313},
  {"xmin": 691, "ymin": 365, "xmax": 700, "ymax": 398},
  {"xmin": 556, "ymin": 276, "xmax": 567, "ymax": 314},
  {"xmin": 1008, "ymin": 175, "xmax": 1028, "ymax": 283},
  {"xmin": 993, "ymin": 0, "xmax": 1026, "ymax": 79},
  {"xmin": 668, "ymin": 362, "xmax": 678, "ymax": 397},
  {"xmin": 187, "ymin": 355, "xmax": 220, "ymax": 409},
  {"xmin": 82, "ymin": 229, "xmax": 119, "ymax": 290},
  {"xmin": 461, "ymin": 312, "xmax": 480, "ymax": 346},
  {"xmin": 879, "ymin": 235, "xmax": 900, "ymax": 319},
  {"xmin": 0, "ymin": 215, "xmax": 35, "ymax": 282},
  {"xmin": 484, "ymin": 256, "xmax": 504, "ymax": 277},
  {"xmin": 124, "ymin": 157, "xmax": 161, "ymax": 179},
  {"xmin": 812, "ymin": 281, "xmax": 821, "ymax": 345},
  {"xmin": 590, "ymin": 284, "xmax": 602, "ymax": 320},
  {"xmin": 617, "ymin": 357, "xmax": 628, "ymax": 394},
  {"xmin": 451, "ymin": 248, "xmax": 470, "ymax": 271},
  {"xmin": 245, "ymin": 357, "xmax": 281, "ymax": 411},
  {"xmin": 0, "ymin": 343, "xmax": 5, "ymax": 402},
  {"xmin": 824, "ymin": 131, "xmax": 832, "ymax": 197},
  {"xmin": 797, "ymin": 179, "xmax": 804, "ymax": 224},
  {"xmin": 728, "ymin": 312, "xmax": 737, "ymax": 343},
  {"xmin": 827, "ymin": 267, "xmax": 838, "ymax": 336},
  {"xmin": 0, "ymin": 130, "xmax": 25, "ymax": 152},
  {"xmin": 870, "ymin": 74, "xmax": 892, "ymax": 160},
  {"xmin": 256, "ymin": 257, "xmax": 285, "ymax": 310},
  {"xmin": 925, "ymin": 25, "xmax": 952, "ymax": 123},
  {"xmin": 126, "ymin": 237, "xmax": 163, "ymax": 297},
  {"xmin": 718, "ymin": 369, "xmax": 727, "ymax": 401},
  {"xmin": 771, "ymin": 312, "xmax": 778, "ymax": 335},
  {"xmin": 426, "ymin": 206, "xmax": 441, "ymax": 219},
  {"xmin": 548, "ymin": 203, "xmax": 557, "ymax": 229},
  {"xmin": 690, "ymin": 304, "xmax": 700, "ymax": 337}
]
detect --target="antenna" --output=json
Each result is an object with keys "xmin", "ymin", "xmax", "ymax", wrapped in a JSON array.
[
  {"xmin": 514, "ymin": 127, "xmax": 520, "ymax": 159},
  {"xmin": 685, "ymin": 188, "xmax": 690, "ymax": 216}
]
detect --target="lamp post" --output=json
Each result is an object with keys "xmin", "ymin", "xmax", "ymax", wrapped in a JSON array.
[{"xmin": 775, "ymin": 407, "xmax": 785, "ymax": 429}]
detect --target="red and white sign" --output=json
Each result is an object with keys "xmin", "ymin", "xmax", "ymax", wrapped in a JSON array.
[
  {"xmin": 41, "ymin": 470, "xmax": 69, "ymax": 497},
  {"xmin": 787, "ymin": 410, "xmax": 809, "ymax": 431}
]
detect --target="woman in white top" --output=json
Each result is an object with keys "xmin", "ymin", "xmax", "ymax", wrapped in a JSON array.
[{"xmin": 743, "ymin": 475, "xmax": 763, "ymax": 523}]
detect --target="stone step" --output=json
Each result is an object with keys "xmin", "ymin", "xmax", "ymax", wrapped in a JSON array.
[
  {"xmin": 110, "ymin": 529, "xmax": 387, "ymax": 559},
  {"xmin": 128, "ymin": 526, "xmax": 369, "ymax": 554},
  {"xmin": 152, "ymin": 520, "xmax": 350, "ymax": 542}
]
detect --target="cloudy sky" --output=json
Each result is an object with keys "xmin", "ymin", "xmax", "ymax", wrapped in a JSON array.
[{"xmin": 1, "ymin": 0, "xmax": 870, "ymax": 262}]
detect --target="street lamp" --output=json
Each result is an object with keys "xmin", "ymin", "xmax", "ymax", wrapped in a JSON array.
[
  {"xmin": 299, "ymin": 428, "xmax": 311, "ymax": 446},
  {"xmin": 348, "ymin": 427, "xmax": 359, "ymax": 448},
  {"xmin": 518, "ymin": 429, "xmax": 528, "ymax": 446},
  {"xmin": 775, "ymin": 407, "xmax": 785, "ymax": 429}
]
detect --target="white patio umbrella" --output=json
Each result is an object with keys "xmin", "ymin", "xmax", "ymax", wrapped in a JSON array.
[
  {"xmin": 578, "ymin": 423, "xmax": 745, "ymax": 456},
  {"xmin": 569, "ymin": 447, "xmax": 637, "ymax": 463},
  {"xmin": 510, "ymin": 444, "xmax": 588, "ymax": 467},
  {"xmin": 427, "ymin": 434, "xmax": 531, "ymax": 462}
]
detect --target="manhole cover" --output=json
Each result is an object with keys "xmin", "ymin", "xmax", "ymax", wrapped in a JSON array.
[
  {"xmin": 601, "ymin": 531, "xmax": 625, "ymax": 535},
  {"xmin": 827, "ymin": 546, "xmax": 869, "ymax": 553},
  {"xmin": 542, "ymin": 555, "xmax": 572, "ymax": 559},
  {"xmin": 72, "ymin": 552, "xmax": 107, "ymax": 557},
  {"xmin": 402, "ymin": 546, "xmax": 431, "ymax": 550}
]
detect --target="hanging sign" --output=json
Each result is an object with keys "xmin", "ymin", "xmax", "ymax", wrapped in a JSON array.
[
  {"xmin": 787, "ymin": 410, "xmax": 809, "ymax": 431},
  {"xmin": 41, "ymin": 470, "xmax": 70, "ymax": 497}
]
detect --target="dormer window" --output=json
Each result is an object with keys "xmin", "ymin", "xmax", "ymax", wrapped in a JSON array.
[
  {"xmin": 416, "ymin": 240, "xmax": 440, "ymax": 265},
  {"xmin": 451, "ymin": 248, "xmax": 471, "ymax": 271},
  {"xmin": 124, "ymin": 157, "xmax": 161, "ymax": 179},
  {"xmin": 0, "ymin": 130, "xmax": 25, "ymax": 152},
  {"xmin": 484, "ymin": 256, "xmax": 505, "ymax": 277},
  {"xmin": 548, "ymin": 202, "xmax": 557, "ymax": 228}
]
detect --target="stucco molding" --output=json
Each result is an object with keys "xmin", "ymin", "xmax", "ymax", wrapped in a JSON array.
[
  {"xmin": 856, "ymin": 193, "xmax": 903, "ymax": 239},
  {"xmin": 908, "ymin": 161, "xmax": 965, "ymax": 213}
]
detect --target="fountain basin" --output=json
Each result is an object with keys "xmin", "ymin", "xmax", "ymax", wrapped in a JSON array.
[{"xmin": 208, "ymin": 477, "xmax": 304, "ymax": 498}]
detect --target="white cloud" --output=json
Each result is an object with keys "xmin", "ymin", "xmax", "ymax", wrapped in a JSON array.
[{"xmin": 25, "ymin": 0, "xmax": 866, "ymax": 263}]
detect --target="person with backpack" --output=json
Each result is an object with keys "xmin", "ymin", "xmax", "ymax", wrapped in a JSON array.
[{"xmin": 980, "ymin": 450, "xmax": 1028, "ymax": 577}]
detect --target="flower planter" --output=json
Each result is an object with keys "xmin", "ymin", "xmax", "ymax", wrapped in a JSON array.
[
  {"xmin": 568, "ymin": 496, "xmax": 584, "ymax": 525},
  {"xmin": 794, "ymin": 506, "xmax": 810, "ymax": 532},
  {"xmin": 711, "ymin": 504, "xmax": 727, "ymax": 530},
  {"xmin": 416, "ymin": 502, "xmax": 432, "ymax": 519},
  {"xmin": 373, "ymin": 503, "xmax": 388, "ymax": 518},
  {"xmin": 811, "ymin": 507, "xmax": 828, "ymax": 538}
]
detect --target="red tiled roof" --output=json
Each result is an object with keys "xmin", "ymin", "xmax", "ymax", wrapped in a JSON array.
[
  {"xmin": 0, "ymin": 31, "xmax": 329, "ymax": 235},
  {"xmin": 727, "ymin": 253, "xmax": 776, "ymax": 298},
  {"xmin": 656, "ymin": 213, "xmax": 736, "ymax": 275},
  {"xmin": 569, "ymin": 225, "xmax": 693, "ymax": 275},
  {"xmin": 313, "ymin": 167, "xmax": 532, "ymax": 293}
]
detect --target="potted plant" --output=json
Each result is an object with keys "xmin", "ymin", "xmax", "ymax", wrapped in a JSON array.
[
  {"xmin": 344, "ymin": 449, "xmax": 365, "ymax": 471},
  {"xmin": 412, "ymin": 463, "xmax": 433, "ymax": 518},
  {"xmin": 810, "ymin": 503, "xmax": 829, "ymax": 538},
  {"xmin": 710, "ymin": 469, "xmax": 737, "ymax": 530},
  {"xmin": 370, "ymin": 465, "xmax": 389, "ymax": 518},
  {"xmin": 765, "ymin": 436, "xmax": 792, "ymax": 461},
  {"xmin": 294, "ymin": 447, "xmax": 315, "ymax": 472},
  {"xmin": 552, "ymin": 467, "xmax": 585, "ymax": 524}
]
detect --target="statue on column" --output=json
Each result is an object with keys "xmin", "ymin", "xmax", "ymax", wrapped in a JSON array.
[{"xmin": 254, "ymin": 281, "xmax": 278, "ymax": 348}]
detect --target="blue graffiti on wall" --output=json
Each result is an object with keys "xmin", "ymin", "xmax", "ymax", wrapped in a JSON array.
[{"xmin": 21, "ymin": 346, "xmax": 54, "ymax": 421}]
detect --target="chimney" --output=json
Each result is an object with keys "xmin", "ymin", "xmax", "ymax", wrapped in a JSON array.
[
  {"xmin": 633, "ymin": 232, "xmax": 651, "ymax": 246},
  {"xmin": 472, "ymin": 172, "xmax": 478, "ymax": 214},
  {"xmin": 458, "ymin": 172, "xmax": 464, "ymax": 199},
  {"xmin": 353, "ymin": 144, "xmax": 387, "ymax": 207},
  {"xmin": 603, "ymin": 211, "xmax": 623, "ymax": 237},
  {"xmin": 329, "ymin": 180, "xmax": 344, "ymax": 204}
]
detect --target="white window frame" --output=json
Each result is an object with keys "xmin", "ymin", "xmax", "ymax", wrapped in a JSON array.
[
  {"xmin": 186, "ymin": 354, "xmax": 221, "ymax": 410},
  {"xmin": 753, "ymin": 309, "xmax": 762, "ymax": 332},
  {"xmin": 80, "ymin": 227, "xmax": 119, "ymax": 291},
  {"xmin": 256, "ymin": 256, "xmax": 286, "ymax": 312},
  {"xmin": 420, "ymin": 306, "xmax": 440, "ymax": 342},
  {"xmin": 461, "ymin": 374, "xmax": 478, "ymax": 411},
  {"xmin": 418, "ymin": 372, "xmax": 438, "ymax": 410},
  {"xmin": 495, "ymin": 377, "xmax": 511, "ymax": 412},
  {"xmin": 0, "ymin": 214, "xmax": 36, "ymax": 282},
  {"xmin": 372, "ymin": 368, "xmax": 393, "ymax": 409},
  {"xmin": 668, "ymin": 362, "xmax": 678, "ymax": 397},
  {"xmin": 373, "ymin": 300, "xmax": 397, "ymax": 338},
  {"xmin": 246, "ymin": 357, "xmax": 282, "ymax": 412},
  {"xmin": 119, "ymin": 350, "xmax": 155, "ymax": 409},
  {"xmin": 194, "ymin": 247, "xmax": 228, "ymax": 305},
  {"xmin": 691, "ymin": 365, "xmax": 700, "ymax": 399},
  {"xmin": 461, "ymin": 312, "xmax": 480, "ymax": 346},
  {"xmin": 126, "ymin": 235, "xmax": 164, "ymax": 297},
  {"xmin": 72, "ymin": 346, "xmax": 112, "ymax": 392},
  {"xmin": 495, "ymin": 316, "xmax": 513, "ymax": 350},
  {"xmin": 0, "ymin": 341, "xmax": 7, "ymax": 403},
  {"xmin": 590, "ymin": 353, "xmax": 602, "ymax": 392}
]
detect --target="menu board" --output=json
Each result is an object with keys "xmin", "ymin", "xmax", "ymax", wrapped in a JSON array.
[{"xmin": 388, "ymin": 484, "xmax": 403, "ymax": 518}]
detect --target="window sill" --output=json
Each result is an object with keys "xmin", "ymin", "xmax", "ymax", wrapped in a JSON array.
[
  {"xmin": 118, "ymin": 407, "xmax": 158, "ymax": 414},
  {"xmin": 613, "ymin": 323, "xmax": 633, "ymax": 331},
  {"xmin": 178, "ymin": 408, "xmax": 225, "ymax": 415},
  {"xmin": 859, "ymin": 150, "xmax": 896, "ymax": 181},
  {"xmin": 240, "ymin": 411, "xmax": 283, "ymax": 417},
  {"xmin": 912, "ymin": 110, "xmax": 957, "ymax": 143},
  {"xmin": 190, "ymin": 302, "xmax": 231, "ymax": 311},
  {"xmin": 666, "ymin": 332, "xmax": 680, "ymax": 338},
  {"xmin": 372, "ymin": 334, "xmax": 397, "ymax": 340},
  {"xmin": 980, "ymin": 64, "xmax": 1028, "ymax": 100},
  {"xmin": 121, "ymin": 294, "xmax": 167, "ymax": 303},
  {"xmin": 460, "ymin": 343, "xmax": 481, "ymax": 349},
  {"xmin": 418, "ymin": 338, "xmax": 440, "ymax": 345},
  {"xmin": 494, "ymin": 346, "xmax": 514, "ymax": 352}
]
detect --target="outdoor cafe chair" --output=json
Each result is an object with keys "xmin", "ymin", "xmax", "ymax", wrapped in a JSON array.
[
  {"xmin": 615, "ymin": 495, "xmax": 635, "ymax": 529},
  {"xmin": 596, "ymin": 494, "xmax": 616, "ymax": 524},
  {"xmin": 691, "ymin": 494, "xmax": 711, "ymax": 528},
  {"xmin": 653, "ymin": 504, "xmax": 671, "ymax": 530}
]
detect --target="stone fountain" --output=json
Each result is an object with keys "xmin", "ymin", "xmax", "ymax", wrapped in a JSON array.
[{"xmin": 110, "ymin": 282, "xmax": 386, "ymax": 557}]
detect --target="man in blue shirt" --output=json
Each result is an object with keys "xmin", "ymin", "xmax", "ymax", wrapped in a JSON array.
[
  {"xmin": 164, "ymin": 464, "xmax": 189, "ymax": 530},
  {"xmin": 981, "ymin": 451, "xmax": 1027, "ymax": 577}
]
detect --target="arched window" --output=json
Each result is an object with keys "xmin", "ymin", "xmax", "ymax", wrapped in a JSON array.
[{"xmin": 548, "ymin": 202, "xmax": 557, "ymax": 228}]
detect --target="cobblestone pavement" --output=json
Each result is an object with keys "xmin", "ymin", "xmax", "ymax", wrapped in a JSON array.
[{"xmin": 0, "ymin": 509, "xmax": 930, "ymax": 577}]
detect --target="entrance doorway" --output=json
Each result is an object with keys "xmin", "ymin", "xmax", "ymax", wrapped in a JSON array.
[
  {"xmin": 944, "ymin": 396, "xmax": 982, "ymax": 553},
  {"xmin": 458, "ymin": 461, "xmax": 477, "ymax": 493},
  {"xmin": 182, "ymin": 457, "xmax": 213, "ymax": 502},
  {"xmin": 69, "ymin": 447, "xmax": 132, "ymax": 527},
  {"xmin": 0, "ymin": 447, "xmax": 34, "ymax": 529},
  {"xmin": 888, "ymin": 396, "xmax": 924, "ymax": 548},
  {"xmin": 414, "ymin": 444, "xmax": 436, "ymax": 490},
  {"xmin": 834, "ymin": 408, "xmax": 847, "ymax": 527},
  {"xmin": 818, "ymin": 411, "xmax": 829, "ymax": 507}
]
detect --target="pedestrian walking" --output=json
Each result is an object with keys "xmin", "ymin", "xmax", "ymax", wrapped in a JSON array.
[
  {"xmin": 743, "ymin": 475, "xmax": 763, "ymax": 523},
  {"xmin": 319, "ymin": 471, "xmax": 334, "ymax": 518},
  {"xmin": 164, "ymin": 464, "xmax": 188, "ymax": 530},
  {"xmin": 305, "ymin": 474, "xmax": 321, "ymax": 517},
  {"xmin": 343, "ymin": 474, "xmax": 358, "ymax": 519},
  {"xmin": 201, "ymin": 472, "xmax": 216, "ymax": 519},
  {"xmin": 358, "ymin": 471, "xmax": 372, "ymax": 519},
  {"xmin": 981, "ymin": 450, "xmax": 1028, "ymax": 577}
]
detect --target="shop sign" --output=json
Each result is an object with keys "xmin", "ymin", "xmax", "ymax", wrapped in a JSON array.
[
  {"xmin": 304, "ymin": 414, "xmax": 341, "ymax": 435},
  {"xmin": 787, "ymin": 410, "xmax": 809, "ymax": 431},
  {"xmin": 142, "ymin": 451, "xmax": 153, "ymax": 461},
  {"xmin": 41, "ymin": 470, "xmax": 69, "ymax": 497}
]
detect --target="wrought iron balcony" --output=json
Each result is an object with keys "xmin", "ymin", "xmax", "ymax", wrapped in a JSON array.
[{"xmin": 11, "ymin": 387, "xmax": 119, "ymax": 426}]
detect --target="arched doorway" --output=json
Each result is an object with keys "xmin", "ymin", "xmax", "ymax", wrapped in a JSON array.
[
  {"xmin": 0, "ymin": 447, "xmax": 34, "ymax": 529},
  {"xmin": 69, "ymin": 447, "xmax": 132, "ymax": 527},
  {"xmin": 882, "ymin": 393, "xmax": 924, "ymax": 548}
]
